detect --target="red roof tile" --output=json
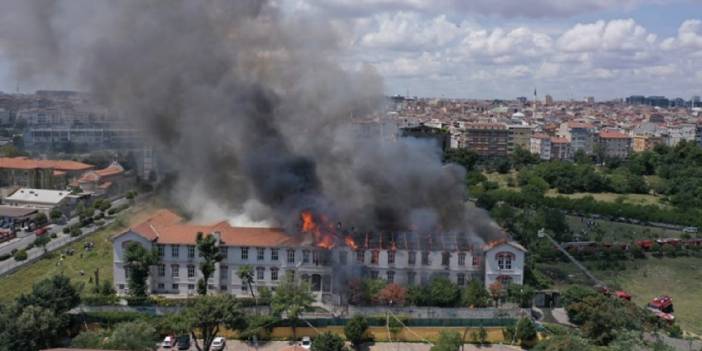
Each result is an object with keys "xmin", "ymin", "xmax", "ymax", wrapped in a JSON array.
[
  {"xmin": 599, "ymin": 130, "xmax": 629, "ymax": 139},
  {"xmin": 0, "ymin": 157, "xmax": 93, "ymax": 171}
]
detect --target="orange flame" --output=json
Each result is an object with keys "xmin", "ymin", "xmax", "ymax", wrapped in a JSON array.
[
  {"xmin": 345, "ymin": 236, "xmax": 359, "ymax": 250},
  {"xmin": 300, "ymin": 210, "xmax": 336, "ymax": 249}
]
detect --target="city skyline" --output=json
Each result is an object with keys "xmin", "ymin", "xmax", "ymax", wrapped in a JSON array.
[{"xmin": 0, "ymin": 0, "xmax": 701, "ymax": 100}]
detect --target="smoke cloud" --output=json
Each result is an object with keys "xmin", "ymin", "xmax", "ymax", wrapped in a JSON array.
[{"xmin": 0, "ymin": 0, "xmax": 501, "ymax": 243}]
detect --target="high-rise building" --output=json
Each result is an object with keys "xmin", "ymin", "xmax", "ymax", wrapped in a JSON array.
[
  {"xmin": 459, "ymin": 123, "xmax": 510, "ymax": 157},
  {"xmin": 544, "ymin": 95, "xmax": 553, "ymax": 105},
  {"xmin": 586, "ymin": 96, "xmax": 595, "ymax": 104}
]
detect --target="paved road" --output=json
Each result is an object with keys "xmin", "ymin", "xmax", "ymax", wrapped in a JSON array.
[
  {"xmin": 0, "ymin": 197, "xmax": 128, "ymax": 277},
  {"xmin": 157, "ymin": 340, "xmax": 523, "ymax": 351}
]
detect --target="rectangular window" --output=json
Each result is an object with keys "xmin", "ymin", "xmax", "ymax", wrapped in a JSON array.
[
  {"xmin": 271, "ymin": 268, "xmax": 279, "ymax": 281},
  {"xmin": 157, "ymin": 245, "xmax": 164, "ymax": 257},
  {"xmin": 188, "ymin": 284, "xmax": 195, "ymax": 290},
  {"xmin": 171, "ymin": 245, "xmax": 179, "ymax": 257},
  {"xmin": 158, "ymin": 264, "xmax": 165, "ymax": 277},
  {"xmin": 220, "ymin": 265, "xmax": 228, "ymax": 279},
  {"xmin": 220, "ymin": 285, "xmax": 227, "ymax": 291},
  {"xmin": 442, "ymin": 252, "xmax": 450, "ymax": 266},
  {"xmin": 287, "ymin": 249, "xmax": 295, "ymax": 264},
  {"xmin": 457, "ymin": 273, "xmax": 465, "ymax": 287},
  {"xmin": 370, "ymin": 270, "xmax": 378, "ymax": 279},
  {"xmin": 312, "ymin": 251, "xmax": 320, "ymax": 265},
  {"xmin": 220, "ymin": 247, "xmax": 228, "ymax": 259},
  {"xmin": 371, "ymin": 250, "xmax": 379, "ymax": 264},
  {"xmin": 387, "ymin": 251, "xmax": 395, "ymax": 264},
  {"xmin": 472, "ymin": 256, "xmax": 480, "ymax": 266},
  {"xmin": 271, "ymin": 249, "xmax": 279, "ymax": 261},
  {"xmin": 187, "ymin": 265, "xmax": 195, "ymax": 278},
  {"xmin": 256, "ymin": 267, "xmax": 265, "ymax": 281},
  {"xmin": 387, "ymin": 271, "xmax": 395, "ymax": 283},
  {"xmin": 407, "ymin": 271, "xmax": 416, "ymax": 286},
  {"xmin": 241, "ymin": 247, "xmax": 249, "ymax": 260},
  {"xmin": 408, "ymin": 251, "xmax": 416, "ymax": 265},
  {"xmin": 339, "ymin": 251, "xmax": 347, "ymax": 265},
  {"xmin": 172, "ymin": 283, "xmax": 179, "ymax": 290},
  {"xmin": 257, "ymin": 248, "xmax": 265, "ymax": 261},
  {"xmin": 118, "ymin": 284, "xmax": 125, "ymax": 290},
  {"xmin": 356, "ymin": 250, "xmax": 365, "ymax": 263},
  {"xmin": 421, "ymin": 252, "xmax": 430, "ymax": 266},
  {"xmin": 188, "ymin": 246, "xmax": 195, "ymax": 258},
  {"xmin": 171, "ymin": 264, "xmax": 179, "ymax": 278},
  {"xmin": 303, "ymin": 250, "xmax": 310, "ymax": 263},
  {"xmin": 241, "ymin": 285, "xmax": 248, "ymax": 292},
  {"xmin": 158, "ymin": 283, "xmax": 164, "ymax": 289},
  {"xmin": 458, "ymin": 253, "xmax": 466, "ymax": 266}
]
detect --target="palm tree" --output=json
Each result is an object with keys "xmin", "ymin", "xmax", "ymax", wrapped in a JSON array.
[{"xmin": 237, "ymin": 265, "xmax": 256, "ymax": 301}]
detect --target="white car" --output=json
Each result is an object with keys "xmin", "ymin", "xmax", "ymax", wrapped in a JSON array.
[
  {"xmin": 161, "ymin": 335, "xmax": 176, "ymax": 348},
  {"xmin": 301, "ymin": 336, "xmax": 311, "ymax": 349},
  {"xmin": 211, "ymin": 336, "xmax": 226, "ymax": 351}
]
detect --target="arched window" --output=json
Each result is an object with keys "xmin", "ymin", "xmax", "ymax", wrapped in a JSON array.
[{"xmin": 496, "ymin": 252, "xmax": 515, "ymax": 270}]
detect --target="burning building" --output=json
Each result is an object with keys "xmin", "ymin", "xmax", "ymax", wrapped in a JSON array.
[{"xmin": 112, "ymin": 209, "xmax": 525, "ymax": 301}]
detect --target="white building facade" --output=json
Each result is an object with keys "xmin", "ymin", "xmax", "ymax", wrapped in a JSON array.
[{"xmin": 112, "ymin": 210, "xmax": 526, "ymax": 301}]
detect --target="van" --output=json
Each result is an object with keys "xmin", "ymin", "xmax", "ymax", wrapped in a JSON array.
[{"xmin": 176, "ymin": 334, "xmax": 191, "ymax": 350}]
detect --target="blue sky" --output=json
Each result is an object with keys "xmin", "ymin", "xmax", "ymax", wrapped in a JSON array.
[{"xmin": 1, "ymin": 0, "xmax": 701, "ymax": 100}]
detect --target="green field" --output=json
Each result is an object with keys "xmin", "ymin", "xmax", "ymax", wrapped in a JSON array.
[
  {"xmin": 539, "ymin": 257, "xmax": 702, "ymax": 336},
  {"xmin": 546, "ymin": 190, "xmax": 665, "ymax": 207},
  {"xmin": 566, "ymin": 215, "xmax": 685, "ymax": 242},
  {"xmin": 603, "ymin": 257, "xmax": 702, "ymax": 336},
  {"xmin": 0, "ymin": 201, "xmax": 159, "ymax": 303}
]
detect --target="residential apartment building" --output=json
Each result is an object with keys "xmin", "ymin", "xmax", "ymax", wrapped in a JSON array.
[
  {"xmin": 507, "ymin": 124, "xmax": 533, "ymax": 153},
  {"xmin": 557, "ymin": 122, "xmax": 596, "ymax": 154},
  {"xmin": 632, "ymin": 134, "xmax": 663, "ymax": 153},
  {"xmin": 112, "ymin": 210, "xmax": 525, "ymax": 301},
  {"xmin": 24, "ymin": 126, "xmax": 143, "ymax": 151},
  {"xmin": 550, "ymin": 137, "xmax": 572, "ymax": 160},
  {"xmin": 597, "ymin": 130, "xmax": 632, "ymax": 159},
  {"xmin": 530, "ymin": 134, "xmax": 551, "ymax": 160},
  {"xmin": 459, "ymin": 123, "xmax": 510, "ymax": 157}
]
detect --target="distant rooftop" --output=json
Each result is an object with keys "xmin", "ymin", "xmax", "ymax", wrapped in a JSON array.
[{"xmin": 5, "ymin": 188, "xmax": 71, "ymax": 205}]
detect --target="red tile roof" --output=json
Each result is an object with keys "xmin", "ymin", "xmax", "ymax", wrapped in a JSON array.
[
  {"xmin": 550, "ymin": 137, "xmax": 570, "ymax": 144},
  {"xmin": 566, "ymin": 122, "xmax": 594, "ymax": 129},
  {"xmin": 599, "ymin": 130, "xmax": 630, "ymax": 139},
  {"xmin": 122, "ymin": 209, "xmax": 304, "ymax": 247},
  {"xmin": 0, "ymin": 157, "xmax": 93, "ymax": 171}
]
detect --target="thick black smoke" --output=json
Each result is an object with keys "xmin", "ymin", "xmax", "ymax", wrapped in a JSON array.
[{"xmin": 0, "ymin": 0, "xmax": 501, "ymax": 242}]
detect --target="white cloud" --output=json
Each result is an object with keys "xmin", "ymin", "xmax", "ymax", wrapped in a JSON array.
[{"xmin": 661, "ymin": 19, "xmax": 702, "ymax": 51}]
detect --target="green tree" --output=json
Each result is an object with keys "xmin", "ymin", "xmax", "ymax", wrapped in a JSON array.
[
  {"xmin": 462, "ymin": 280, "xmax": 491, "ymax": 307},
  {"xmin": 49, "ymin": 209, "xmax": 63, "ymax": 223},
  {"xmin": 507, "ymin": 284, "xmax": 536, "ymax": 308},
  {"xmin": 17, "ymin": 275, "xmax": 81, "ymax": 314},
  {"xmin": 532, "ymin": 334, "xmax": 593, "ymax": 351},
  {"xmin": 12, "ymin": 305, "xmax": 63, "ymax": 350},
  {"xmin": 344, "ymin": 315, "xmax": 369, "ymax": 346},
  {"xmin": 195, "ymin": 232, "xmax": 224, "ymax": 295},
  {"xmin": 105, "ymin": 320, "xmax": 158, "ymax": 350},
  {"xmin": 311, "ymin": 332, "xmax": 345, "ymax": 351},
  {"xmin": 33, "ymin": 213, "xmax": 48, "ymax": 227},
  {"xmin": 71, "ymin": 329, "xmax": 106, "ymax": 349},
  {"xmin": 430, "ymin": 330, "xmax": 463, "ymax": 351},
  {"xmin": 237, "ymin": 264, "xmax": 256, "ymax": 301},
  {"xmin": 169, "ymin": 295, "xmax": 246, "ymax": 351},
  {"xmin": 515, "ymin": 317, "xmax": 537, "ymax": 348},
  {"xmin": 33, "ymin": 235, "xmax": 51, "ymax": 254},
  {"xmin": 123, "ymin": 242, "xmax": 159, "ymax": 297},
  {"xmin": 271, "ymin": 273, "xmax": 314, "ymax": 339},
  {"xmin": 429, "ymin": 276, "xmax": 461, "ymax": 307},
  {"xmin": 477, "ymin": 326, "xmax": 488, "ymax": 345}
]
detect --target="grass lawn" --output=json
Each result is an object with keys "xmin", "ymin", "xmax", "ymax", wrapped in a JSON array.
[
  {"xmin": 545, "ymin": 190, "xmax": 665, "ymax": 207},
  {"xmin": 566, "ymin": 215, "xmax": 685, "ymax": 242},
  {"xmin": 483, "ymin": 171, "xmax": 519, "ymax": 189},
  {"xmin": 602, "ymin": 257, "xmax": 702, "ymax": 335},
  {"xmin": 0, "ymin": 199, "xmax": 161, "ymax": 304}
]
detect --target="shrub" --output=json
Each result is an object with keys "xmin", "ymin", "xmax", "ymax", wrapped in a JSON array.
[
  {"xmin": 14, "ymin": 249, "xmax": 28, "ymax": 261},
  {"xmin": 62, "ymin": 227, "xmax": 70, "ymax": 234},
  {"xmin": 70, "ymin": 227, "xmax": 82, "ymax": 237},
  {"xmin": 344, "ymin": 315, "xmax": 369, "ymax": 346},
  {"xmin": 50, "ymin": 232, "xmax": 57, "ymax": 239}
]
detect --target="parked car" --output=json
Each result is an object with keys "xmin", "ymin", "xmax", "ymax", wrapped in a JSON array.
[
  {"xmin": 211, "ymin": 336, "xmax": 226, "ymax": 351},
  {"xmin": 176, "ymin": 334, "xmax": 191, "ymax": 350},
  {"xmin": 161, "ymin": 335, "xmax": 176, "ymax": 349},
  {"xmin": 301, "ymin": 336, "xmax": 311, "ymax": 349}
]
